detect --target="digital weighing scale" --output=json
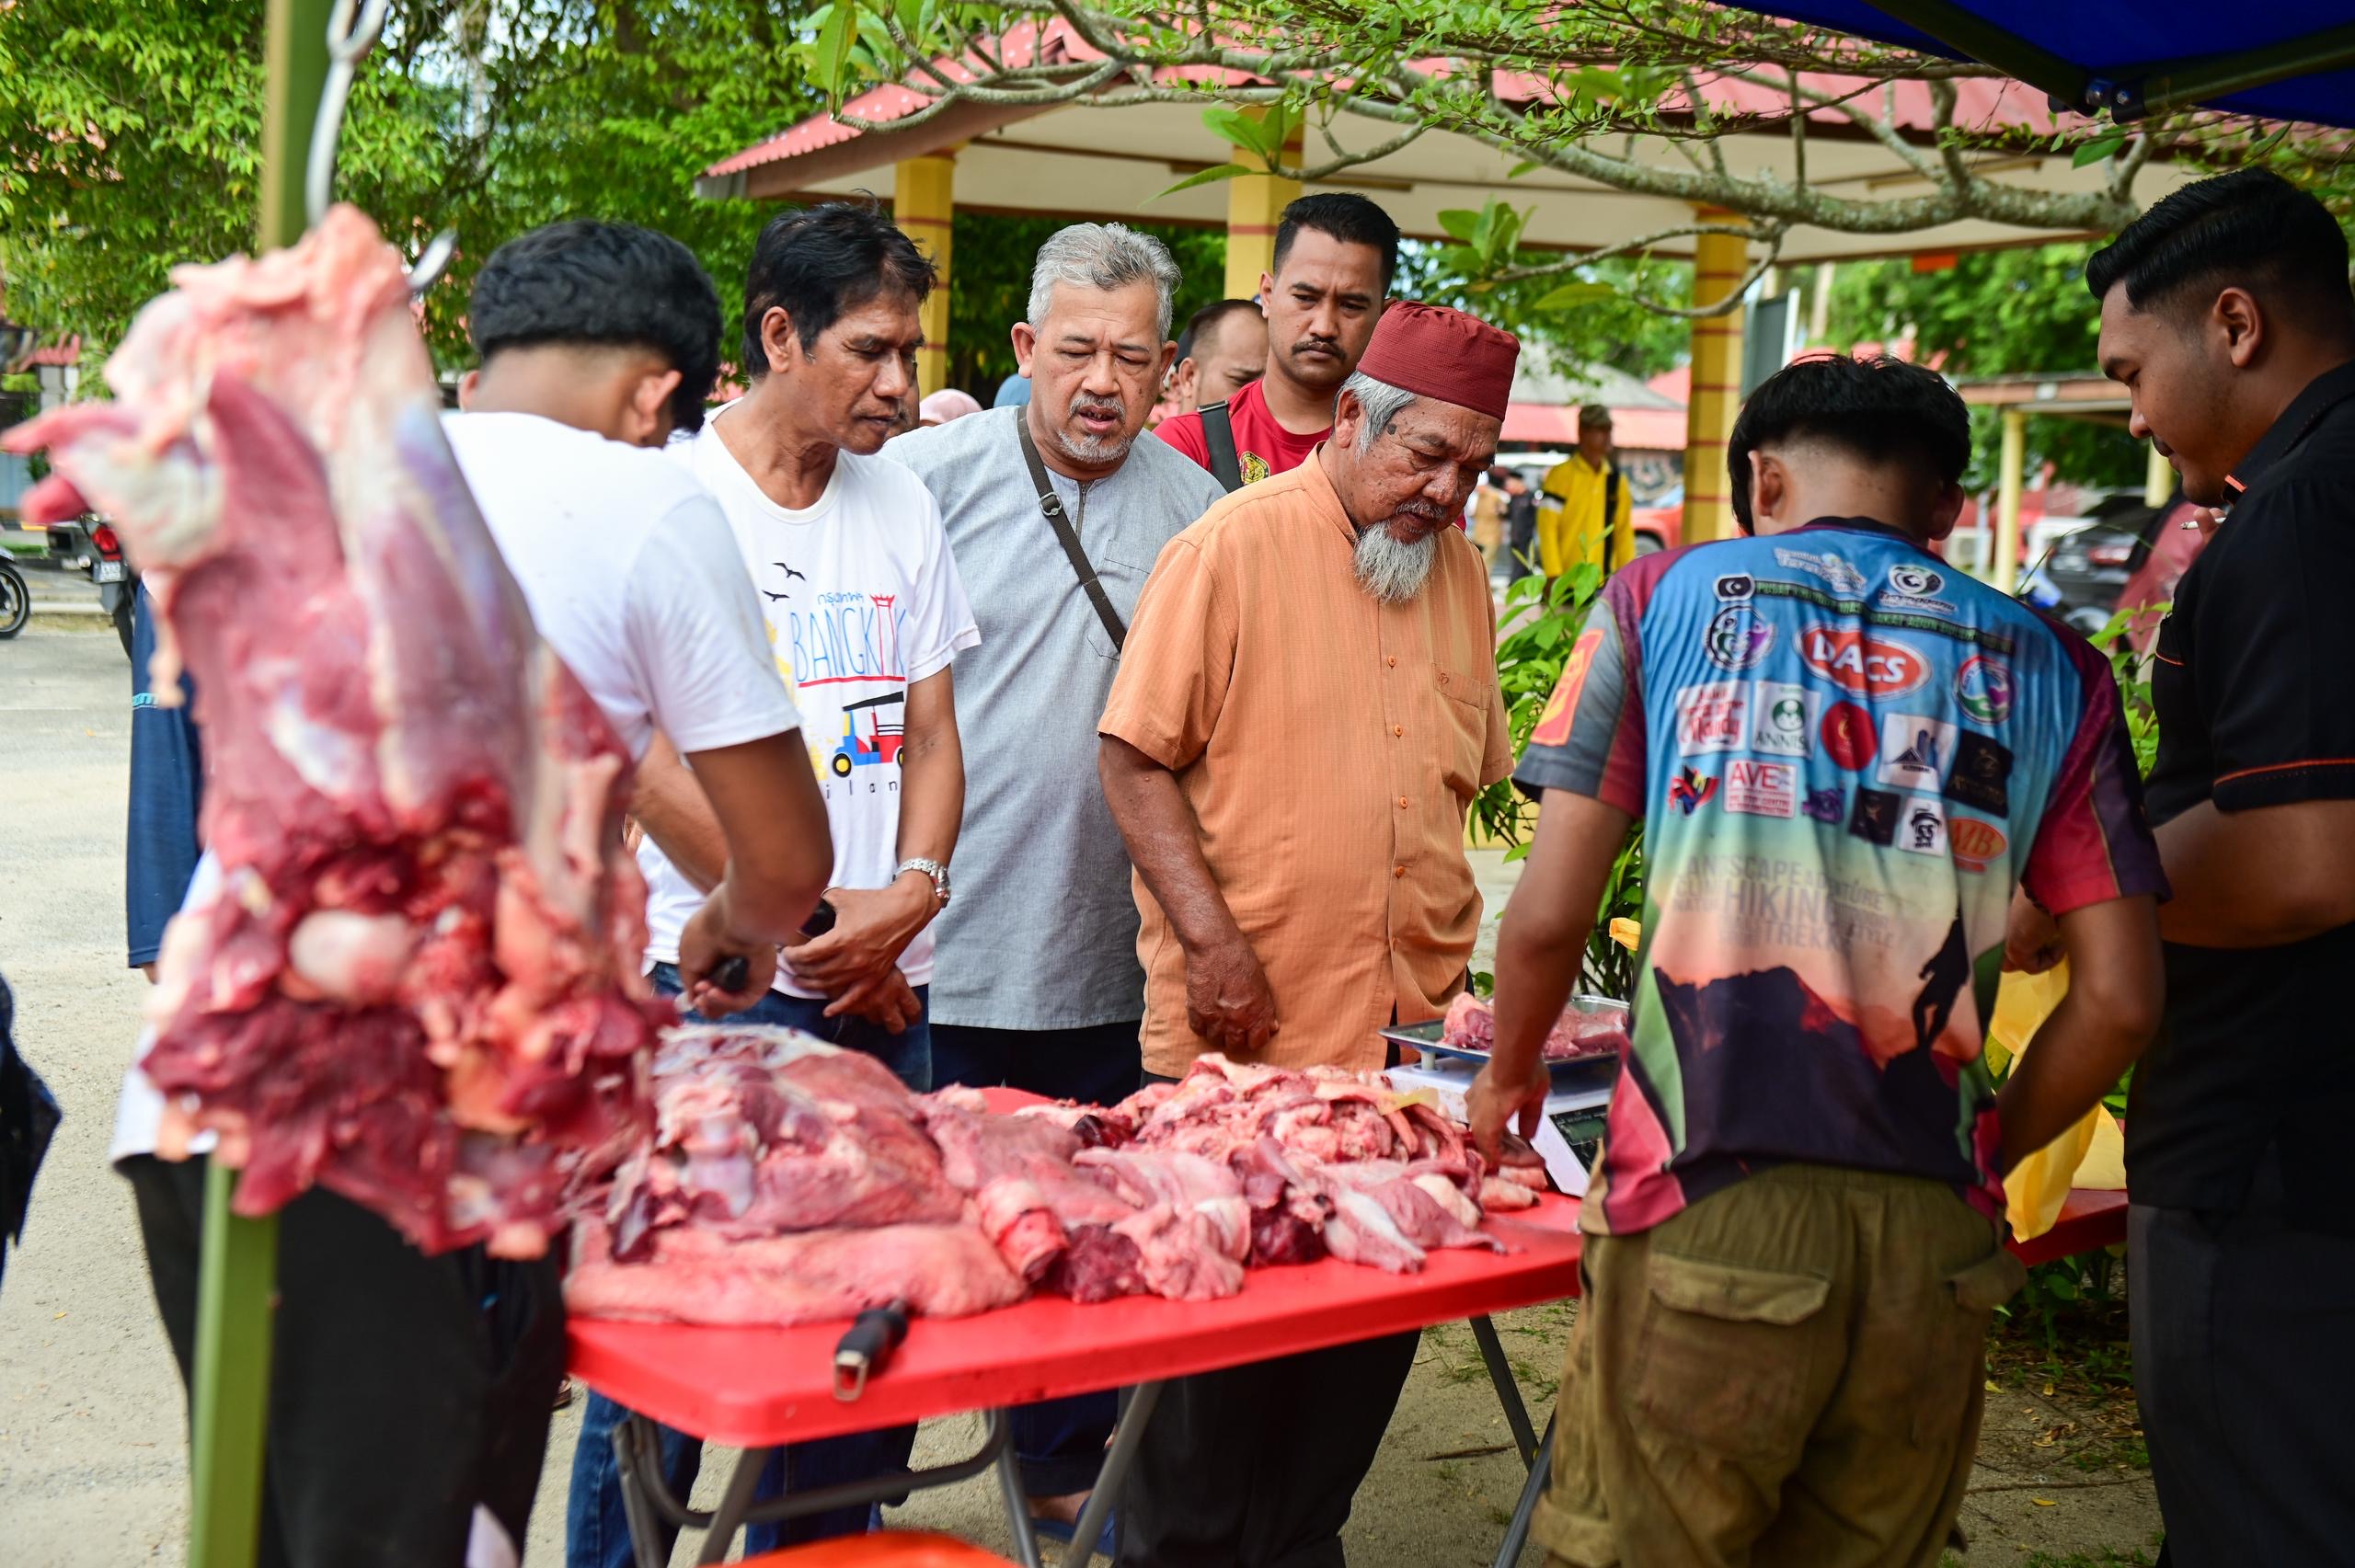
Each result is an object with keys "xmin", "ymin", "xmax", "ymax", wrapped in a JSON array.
[{"xmin": 1379, "ymin": 1005, "xmax": 1624, "ymax": 1196}]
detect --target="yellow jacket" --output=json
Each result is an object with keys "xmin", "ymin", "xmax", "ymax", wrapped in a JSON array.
[{"xmin": 1536, "ymin": 454, "xmax": 1635, "ymax": 578}]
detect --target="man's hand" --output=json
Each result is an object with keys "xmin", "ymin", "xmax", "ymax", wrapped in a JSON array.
[
  {"xmin": 1467, "ymin": 1052, "xmax": 1550, "ymax": 1164},
  {"xmin": 823, "ymin": 967, "xmax": 923, "ymax": 1034},
  {"xmin": 678, "ymin": 889, "xmax": 779, "ymax": 1017},
  {"xmin": 140, "ymin": 963, "xmax": 158, "ymax": 983},
  {"xmin": 786, "ymin": 877, "xmax": 936, "ymax": 994},
  {"xmin": 1183, "ymin": 933, "xmax": 1280, "ymax": 1056},
  {"xmin": 2005, "ymin": 887, "xmax": 2064, "ymax": 974}
]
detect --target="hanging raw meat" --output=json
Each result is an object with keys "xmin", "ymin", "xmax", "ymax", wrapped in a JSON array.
[{"xmin": 3, "ymin": 208, "xmax": 664, "ymax": 1256}]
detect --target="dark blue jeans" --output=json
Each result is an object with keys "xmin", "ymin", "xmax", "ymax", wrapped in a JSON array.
[
  {"xmin": 566, "ymin": 970, "xmax": 932, "ymax": 1567},
  {"xmin": 930, "ymin": 1018, "xmax": 1141, "ymax": 1499}
]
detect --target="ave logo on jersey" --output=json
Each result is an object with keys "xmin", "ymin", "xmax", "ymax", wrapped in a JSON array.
[
  {"xmin": 1675, "ymin": 682, "xmax": 1750, "ymax": 753},
  {"xmin": 1726, "ymin": 759, "xmax": 1798, "ymax": 818},
  {"xmin": 1751, "ymin": 682, "xmax": 1818, "ymax": 757},
  {"xmin": 1798, "ymin": 625, "xmax": 1932, "ymax": 700}
]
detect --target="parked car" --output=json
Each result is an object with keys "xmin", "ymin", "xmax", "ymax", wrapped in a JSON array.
[
  {"xmin": 44, "ymin": 515, "xmax": 134, "ymax": 656},
  {"xmin": 1630, "ymin": 485, "xmax": 1681, "ymax": 555},
  {"xmin": 2017, "ymin": 493, "xmax": 2200, "ymax": 641}
]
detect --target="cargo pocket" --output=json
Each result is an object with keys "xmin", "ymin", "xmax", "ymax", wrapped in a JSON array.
[
  {"xmin": 1908, "ymin": 1246, "xmax": 2026, "ymax": 1445},
  {"xmin": 1628, "ymin": 1253, "xmax": 1830, "ymax": 1459}
]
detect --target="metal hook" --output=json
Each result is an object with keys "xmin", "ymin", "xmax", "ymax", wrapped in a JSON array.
[
  {"xmin": 407, "ymin": 228, "xmax": 458, "ymax": 296},
  {"xmin": 305, "ymin": 0, "xmax": 390, "ymax": 229},
  {"xmin": 304, "ymin": 0, "xmax": 454, "ymax": 296}
]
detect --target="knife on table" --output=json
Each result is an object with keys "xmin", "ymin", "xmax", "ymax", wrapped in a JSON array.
[{"xmin": 833, "ymin": 1301, "xmax": 911, "ymax": 1401}]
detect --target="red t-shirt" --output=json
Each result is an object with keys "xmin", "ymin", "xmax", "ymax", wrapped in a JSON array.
[{"xmin": 1155, "ymin": 377, "xmax": 1327, "ymax": 485}]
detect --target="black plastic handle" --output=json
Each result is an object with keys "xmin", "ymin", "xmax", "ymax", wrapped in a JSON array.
[
  {"xmin": 832, "ymin": 1302, "xmax": 911, "ymax": 1401},
  {"xmin": 710, "ymin": 956, "xmax": 751, "ymax": 996}
]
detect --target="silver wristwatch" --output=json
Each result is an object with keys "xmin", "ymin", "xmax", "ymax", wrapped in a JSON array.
[{"xmin": 896, "ymin": 857, "xmax": 952, "ymax": 907}]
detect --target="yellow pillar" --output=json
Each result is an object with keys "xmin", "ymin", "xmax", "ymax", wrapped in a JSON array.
[
  {"xmin": 1993, "ymin": 407, "xmax": 2028, "ymax": 594},
  {"xmin": 2144, "ymin": 440, "xmax": 2175, "ymax": 506},
  {"xmin": 893, "ymin": 151, "xmax": 956, "ymax": 397},
  {"xmin": 1223, "ymin": 112, "xmax": 1304, "ymax": 300},
  {"xmin": 1680, "ymin": 212, "xmax": 1750, "ymax": 543}
]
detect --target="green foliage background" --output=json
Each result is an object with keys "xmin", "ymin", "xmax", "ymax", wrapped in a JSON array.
[{"xmin": 1811, "ymin": 246, "xmax": 2147, "ymax": 492}]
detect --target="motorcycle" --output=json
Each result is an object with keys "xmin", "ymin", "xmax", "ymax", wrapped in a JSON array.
[
  {"xmin": 0, "ymin": 552, "xmax": 27, "ymax": 639},
  {"xmin": 44, "ymin": 515, "xmax": 134, "ymax": 656}
]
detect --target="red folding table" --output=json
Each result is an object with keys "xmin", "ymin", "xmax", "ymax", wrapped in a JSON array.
[
  {"xmin": 569, "ymin": 1083, "xmax": 2131, "ymax": 1568},
  {"xmin": 570, "ymin": 1142, "xmax": 1584, "ymax": 1566}
]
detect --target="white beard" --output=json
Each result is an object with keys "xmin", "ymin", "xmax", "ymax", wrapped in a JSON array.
[
  {"xmin": 1353, "ymin": 522, "xmax": 1439, "ymax": 604},
  {"xmin": 1051, "ymin": 397, "xmax": 1136, "ymax": 465}
]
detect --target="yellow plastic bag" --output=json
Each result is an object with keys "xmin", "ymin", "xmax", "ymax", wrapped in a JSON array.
[{"xmin": 1985, "ymin": 960, "xmax": 2123, "ymax": 1240}]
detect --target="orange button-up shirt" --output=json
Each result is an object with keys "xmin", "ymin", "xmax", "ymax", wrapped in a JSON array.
[{"xmin": 1098, "ymin": 449, "xmax": 1513, "ymax": 1076}]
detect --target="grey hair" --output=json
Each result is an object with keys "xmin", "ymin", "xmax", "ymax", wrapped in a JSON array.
[
  {"xmin": 1026, "ymin": 223, "xmax": 1182, "ymax": 338},
  {"xmin": 1344, "ymin": 370, "xmax": 1419, "ymax": 452}
]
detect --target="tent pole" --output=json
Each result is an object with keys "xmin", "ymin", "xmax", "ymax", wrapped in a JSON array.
[
  {"xmin": 188, "ymin": 3, "xmax": 329, "ymax": 1563},
  {"xmin": 1992, "ymin": 407, "xmax": 2026, "ymax": 595}
]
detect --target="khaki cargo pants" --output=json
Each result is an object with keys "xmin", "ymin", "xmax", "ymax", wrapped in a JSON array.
[{"xmin": 1534, "ymin": 1165, "xmax": 2026, "ymax": 1568}]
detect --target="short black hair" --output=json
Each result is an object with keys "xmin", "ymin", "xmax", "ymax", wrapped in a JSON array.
[
  {"xmin": 741, "ymin": 201, "xmax": 938, "ymax": 376},
  {"xmin": 469, "ymin": 221, "xmax": 722, "ymax": 434},
  {"xmin": 2085, "ymin": 168, "xmax": 2354, "ymax": 331},
  {"xmin": 1271, "ymin": 193, "xmax": 1400, "ymax": 292},
  {"xmin": 1727, "ymin": 354, "xmax": 1970, "ymax": 534},
  {"xmin": 1177, "ymin": 298, "xmax": 1262, "ymax": 362}
]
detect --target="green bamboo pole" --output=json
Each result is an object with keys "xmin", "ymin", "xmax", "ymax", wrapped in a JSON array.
[{"xmin": 185, "ymin": 3, "xmax": 329, "ymax": 1562}]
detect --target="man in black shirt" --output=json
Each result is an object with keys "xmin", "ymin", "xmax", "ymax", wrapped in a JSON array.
[{"xmin": 2087, "ymin": 167, "xmax": 2355, "ymax": 1565}]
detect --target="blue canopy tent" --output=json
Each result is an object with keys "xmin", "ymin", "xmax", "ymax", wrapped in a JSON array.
[{"xmin": 1749, "ymin": 3, "xmax": 2355, "ymax": 126}]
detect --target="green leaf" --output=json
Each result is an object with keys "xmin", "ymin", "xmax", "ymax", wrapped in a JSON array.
[
  {"xmin": 1534, "ymin": 280, "xmax": 1619, "ymax": 310},
  {"xmin": 811, "ymin": 2, "xmax": 857, "ymax": 100},
  {"xmin": 1201, "ymin": 102, "xmax": 1294, "ymax": 167},
  {"xmin": 1507, "ymin": 159, "xmax": 1543, "ymax": 179},
  {"xmin": 2070, "ymin": 130, "xmax": 2126, "ymax": 168},
  {"xmin": 1155, "ymin": 162, "xmax": 1252, "ymax": 199},
  {"xmin": 1436, "ymin": 207, "xmax": 1483, "ymax": 244},
  {"xmin": 1201, "ymin": 106, "xmax": 1269, "ymax": 158}
]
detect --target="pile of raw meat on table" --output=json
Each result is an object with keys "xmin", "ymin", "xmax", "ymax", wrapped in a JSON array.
[
  {"xmin": 3, "ymin": 210, "xmax": 663, "ymax": 1257},
  {"xmin": 567, "ymin": 1028, "xmax": 1552, "ymax": 1328},
  {"xmin": 1442, "ymin": 992, "xmax": 1630, "ymax": 1062}
]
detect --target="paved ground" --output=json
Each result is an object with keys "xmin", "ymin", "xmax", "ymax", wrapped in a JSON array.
[{"xmin": 0, "ymin": 624, "xmax": 2163, "ymax": 1566}]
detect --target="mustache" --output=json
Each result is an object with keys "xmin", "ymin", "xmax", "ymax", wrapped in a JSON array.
[
  {"xmin": 1066, "ymin": 394, "xmax": 1126, "ymax": 419},
  {"xmin": 1291, "ymin": 335, "xmax": 1340, "ymax": 357}
]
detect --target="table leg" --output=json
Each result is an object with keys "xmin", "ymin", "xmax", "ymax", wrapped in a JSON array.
[
  {"xmin": 698, "ymin": 1442, "xmax": 776, "ymax": 1565},
  {"xmin": 993, "ymin": 1426, "xmax": 1045, "ymax": 1568},
  {"xmin": 1061, "ymin": 1379, "xmax": 1165, "ymax": 1568},
  {"xmin": 1489, "ymin": 1414, "xmax": 1555, "ymax": 1568},
  {"xmin": 1470, "ymin": 1314, "xmax": 1540, "ymax": 1466},
  {"xmin": 611, "ymin": 1416, "xmax": 673, "ymax": 1568}
]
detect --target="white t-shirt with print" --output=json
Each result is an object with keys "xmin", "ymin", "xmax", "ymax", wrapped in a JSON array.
[
  {"xmin": 112, "ymin": 412, "xmax": 802, "ymax": 1164},
  {"xmin": 638, "ymin": 404, "xmax": 980, "ymax": 997}
]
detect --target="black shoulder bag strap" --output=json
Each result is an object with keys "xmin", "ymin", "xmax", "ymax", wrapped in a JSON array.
[
  {"xmin": 1602, "ymin": 465, "xmax": 1622, "ymax": 580},
  {"xmin": 1017, "ymin": 415, "xmax": 1127, "ymax": 651},
  {"xmin": 1200, "ymin": 400, "xmax": 1245, "ymax": 494}
]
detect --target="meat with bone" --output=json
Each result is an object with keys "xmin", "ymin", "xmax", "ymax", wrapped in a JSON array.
[
  {"xmin": 601, "ymin": 1027, "xmax": 964, "ymax": 1262},
  {"xmin": 5, "ymin": 209, "xmax": 661, "ymax": 1256},
  {"xmin": 1441, "ymin": 992, "xmax": 1630, "ymax": 1062},
  {"xmin": 1109, "ymin": 1054, "xmax": 1508, "ymax": 1275},
  {"xmin": 565, "ymin": 1216, "xmax": 1024, "ymax": 1327}
]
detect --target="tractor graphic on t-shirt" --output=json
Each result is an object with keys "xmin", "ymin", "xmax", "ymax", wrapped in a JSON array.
[{"xmin": 831, "ymin": 691, "xmax": 906, "ymax": 775}]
